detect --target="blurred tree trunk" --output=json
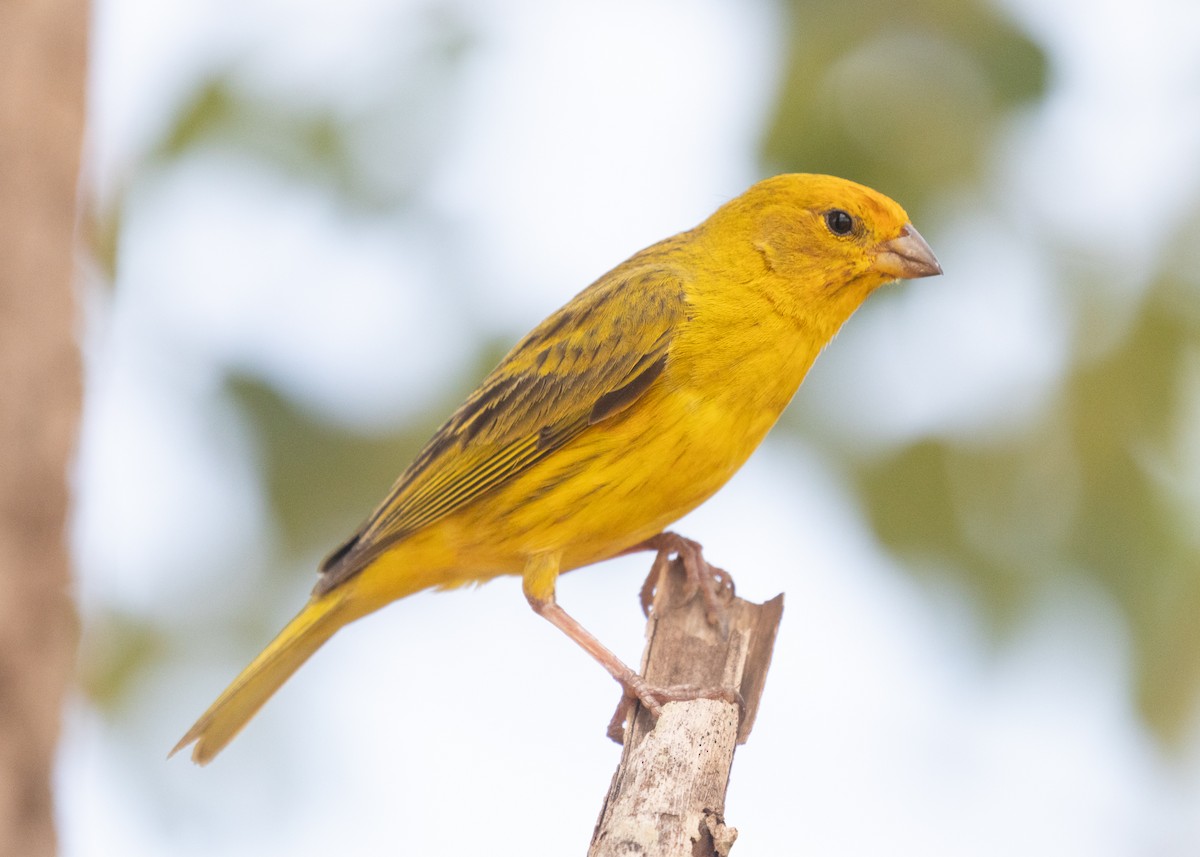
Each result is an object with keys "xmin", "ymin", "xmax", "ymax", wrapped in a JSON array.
[{"xmin": 0, "ymin": 1, "xmax": 87, "ymax": 856}]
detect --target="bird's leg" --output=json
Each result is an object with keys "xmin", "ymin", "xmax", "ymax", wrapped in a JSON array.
[
  {"xmin": 528, "ymin": 594, "xmax": 664, "ymax": 716},
  {"xmin": 523, "ymin": 552, "xmax": 740, "ymax": 740},
  {"xmin": 623, "ymin": 532, "xmax": 735, "ymax": 624}
]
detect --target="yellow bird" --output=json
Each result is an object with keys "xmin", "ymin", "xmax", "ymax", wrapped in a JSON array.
[{"xmin": 173, "ymin": 173, "xmax": 941, "ymax": 763}]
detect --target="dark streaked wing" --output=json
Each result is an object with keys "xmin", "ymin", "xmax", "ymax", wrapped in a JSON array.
[{"xmin": 315, "ymin": 268, "xmax": 689, "ymax": 593}]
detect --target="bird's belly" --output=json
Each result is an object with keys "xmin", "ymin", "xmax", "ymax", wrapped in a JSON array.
[
  {"xmin": 359, "ymin": 349, "xmax": 807, "ymax": 600},
  {"xmin": 468, "ymin": 382, "xmax": 783, "ymax": 571}
]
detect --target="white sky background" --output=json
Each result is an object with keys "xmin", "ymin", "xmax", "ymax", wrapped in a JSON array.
[{"xmin": 63, "ymin": 0, "xmax": 1200, "ymax": 855}]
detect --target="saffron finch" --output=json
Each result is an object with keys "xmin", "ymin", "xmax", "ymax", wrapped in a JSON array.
[{"xmin": 174, "ymin": 173, "xmax": 941, "ymax": 763}]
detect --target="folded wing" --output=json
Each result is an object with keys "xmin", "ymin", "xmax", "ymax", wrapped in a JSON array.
[{"xmin": 315, "ymin": 267, "xmax": 689, "ymax": 593}]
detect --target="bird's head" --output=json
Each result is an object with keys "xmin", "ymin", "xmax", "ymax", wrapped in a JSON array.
[{"xmin": 699, "ymin": 173, "xmax": 941, "ymax": 316}]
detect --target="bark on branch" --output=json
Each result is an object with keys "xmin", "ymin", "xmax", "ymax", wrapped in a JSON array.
[
  {"xmin": 589, "ymin": 560, "xmax": 783, "ymax": 857},
  {"xmin": 0, "ymin": 1, "xmax": 86, "ymax": 855}
]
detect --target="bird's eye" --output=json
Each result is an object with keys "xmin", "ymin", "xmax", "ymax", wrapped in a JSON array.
[{"xmin": 825, "ymin": 209, "xmax": 855, "ymax": 236}]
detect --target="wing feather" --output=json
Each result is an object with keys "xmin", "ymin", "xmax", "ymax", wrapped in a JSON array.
[{"xmin": 315, "ymin": 266, "xmax": 689, "ymax": 593}]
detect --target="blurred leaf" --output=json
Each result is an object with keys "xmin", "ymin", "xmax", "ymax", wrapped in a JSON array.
[
  {"xmin": 224, "ymin": 336, "xmax": 513, "ymax": 562},
  {"xmin": 1066, "ymin": 288, "xmax": 1200, "ymax": 741},
  {"xmin": 224, "ymin": 374, "xmax": 440, "ymax": 560},
  {"xmin": 764, "ymin": 0, "xmax": 1047, "ymax": 209},
  {"xmin": 854, "ymin": 273, "xmax": 1200, "ymax": 742},
  {"xmin": 144, "ymin": 8, "xmax": 472, "ymax": 214},
  {"xmin": 858, "ymin": 438, "xmax": 1051, "ymax": 628},
  {"xmin": 84, "ymin": 193, "xmax": 122, "ymax": 286},
  {"xmin": 78, "ymin": 611, "xmax": 170, "ymax": 708},
  {"xmin": 1068, "ymin": 302, "xmax": 1183, "ymax": 603},
  {"xmin": 154, "ymin": 79, "xmax": 414, "ymax": 211}
]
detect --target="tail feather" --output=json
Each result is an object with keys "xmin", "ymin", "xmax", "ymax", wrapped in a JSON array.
[{"xmin": 172, "ymin": 594, "xmax": 352, "ymax": 765}]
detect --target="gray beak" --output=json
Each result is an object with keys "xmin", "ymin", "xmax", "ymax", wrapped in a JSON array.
[{"xmin": 875, "ymin": 223, "xmax": 942, "ymax": 280}]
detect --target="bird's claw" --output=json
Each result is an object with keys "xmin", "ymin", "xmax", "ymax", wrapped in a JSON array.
[
  {"xmin": 607, "ymin": 679, "xmax": 747, "ymax": 743},
  {"xmin": 636, "ymin": 532, "xmax": 735, "ymax": 626}
]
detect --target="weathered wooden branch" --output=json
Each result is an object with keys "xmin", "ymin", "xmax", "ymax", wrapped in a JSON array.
[{"xmin": 589, "ymin": 560, "xmax": 784, "ymax": 857}]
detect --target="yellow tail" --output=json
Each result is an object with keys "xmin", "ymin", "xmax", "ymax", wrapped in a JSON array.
[{"xmin": 172, "ymin": 593, "xmax": 354, "ymax": 765}]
